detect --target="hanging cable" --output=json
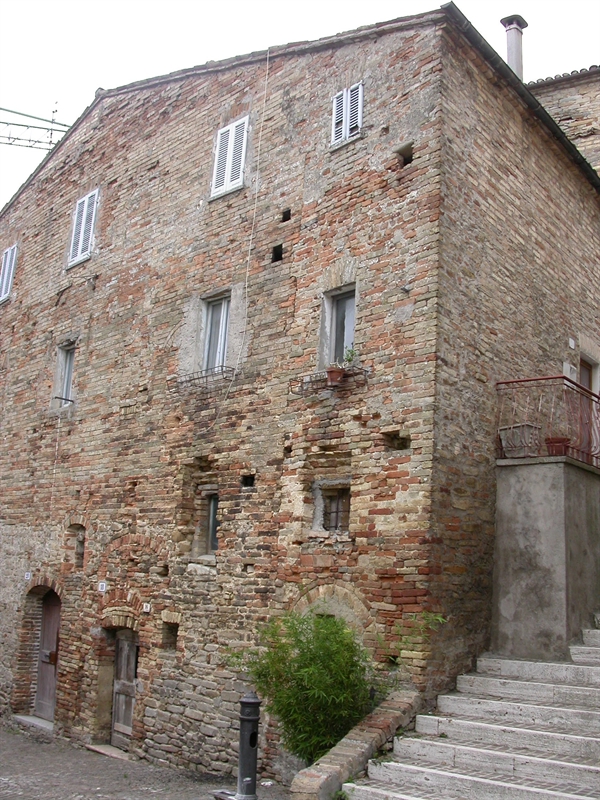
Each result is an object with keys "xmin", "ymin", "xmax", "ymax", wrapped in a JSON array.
[{"xmin": 205, "ymin": 48, "xmax": 271, "ymax": 432}]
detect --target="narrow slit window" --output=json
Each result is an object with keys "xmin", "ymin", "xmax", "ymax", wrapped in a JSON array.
[
  {"xmin": 207, "ymin": 494, "xmax": 219, "ymax": 552},
  {"xmin": 331, "ymin": 290, "xmax": 356, "ymax": 364},
  {"xmin": 54, "ymin": 345, "xmax": 76, "ymax": 406},
  {"xmin": 204, "ymin": 296, "xmax": 230, "ymax": 371}
]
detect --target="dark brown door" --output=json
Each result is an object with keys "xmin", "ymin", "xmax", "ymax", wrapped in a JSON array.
[
  {"xmin": 34, "ymin": 591, "xmax": 61, "ymax": 721},
  {"xmin": 111, "ymin": 630, "xmax": 138, "ymax": 750}
]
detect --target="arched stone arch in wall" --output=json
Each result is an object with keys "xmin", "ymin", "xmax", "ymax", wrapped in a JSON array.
[
  {"xmin": 12, "ymin": 579, "xmax": 62, "ymax": 722},
  {"xmin": 292, "ymin": 581, "xmax": 378, "ymax": 642}
]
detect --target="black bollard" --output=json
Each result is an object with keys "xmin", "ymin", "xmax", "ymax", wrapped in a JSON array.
[{"xmin": 236, "ymin": 690, "xmax": 261, "ymax": 800}]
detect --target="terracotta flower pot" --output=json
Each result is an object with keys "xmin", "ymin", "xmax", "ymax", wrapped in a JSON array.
[
  {"xmin": 326, "ymin": 366, "xmax": 346, "ymax": 386},
  {"xmin": 545, "ymin": 436, "xmax": 571, "ymax": 456}
]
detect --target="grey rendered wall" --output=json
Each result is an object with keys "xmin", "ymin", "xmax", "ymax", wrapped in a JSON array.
[{"xmin": 492, "ymin": 458, "xmax": 600, "ymax": 661}]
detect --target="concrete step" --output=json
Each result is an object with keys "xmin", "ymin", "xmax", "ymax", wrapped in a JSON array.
[
  {"xmin": 477, "ymin": 655, "xmax": 600, "ymax": 687},
  {"xmin": 363, "ymin": 760, "xmax": 593, "ymax": 799},
  {"xmin": 582, "ymin": 629, "xmax": 600, "ymax": 646},
  {"xmin": 437, "ymin": 693, "xmax": 600, "ymax": 734},
  {"xmin": 571, "ymin": 645, "xmax": 600, "ymax": 665},
  {"xmin": 346, "ymin": 780, "xmax": 593, "ymax": 800},
  {"xmin": 392, "ymin": 735, "xmax": 600, "ymax": 792},
  {"xmin": 416, "ymin": 714, "xmax": 600, "ymax": 761},
  {"xmin": 456, "ymin": 673, "xmax": 600, "ymax": 708}
]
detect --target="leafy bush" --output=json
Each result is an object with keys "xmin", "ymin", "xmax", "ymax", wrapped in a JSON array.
[{"xmin": 241, "ymin": 612, "xmax": 373, "ymax": 764}]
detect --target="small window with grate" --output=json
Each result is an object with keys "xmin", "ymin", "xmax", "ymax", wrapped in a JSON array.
[{"xmin": 322, "ymin": 487, "xmax": 350, "ymax": 532}]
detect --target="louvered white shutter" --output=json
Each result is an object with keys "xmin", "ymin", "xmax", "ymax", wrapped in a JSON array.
[
  {"xmin": 211, "ymin": 117, "xmax": 249, "ymax": 197},
  {"xmin": 68, "ymin": 189, "xmax": 98, "ymax": 265},
  {"xmin": 0, "ymin": 245, "xmax": 17, "ymax": 301},
  {"xmin": 347, "ymin": 83, "xmax": 363, "ymax": 137},
  {"xmin": 80, "ymin": 191, "xmax": 98, "ymax": 256},
  {"xmin": 332, "ymin": 91, "xmax": 345, "ymax": 144},
  {"xmin": 228, "ymin": 118, "xmax": 248, "ymax": 189},
  {"xmin": 212, "ymin": 127, "xmax": 231, "ymax": 195},
  {"xmin": 70, "ymin": 198, "xmax": 86, "ymax": 262}
]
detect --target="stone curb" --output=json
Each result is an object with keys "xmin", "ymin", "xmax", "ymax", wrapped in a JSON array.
[{"xmin": 289, "ymin": 690, "xmax": 421, "ymax": 800}]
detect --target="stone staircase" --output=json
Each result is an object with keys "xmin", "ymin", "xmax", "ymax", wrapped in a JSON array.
[{"xmin": 345, "ymin": 628, "xmax": 600, "ymax": 799}]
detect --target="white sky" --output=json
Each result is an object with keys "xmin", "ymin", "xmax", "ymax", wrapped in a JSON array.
[{"xmin": 1, "ymin": 0, "xmax": 599, "ymax": 210}]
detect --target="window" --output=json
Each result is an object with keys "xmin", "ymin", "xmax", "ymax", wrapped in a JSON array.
[
  {"xmin": 0, "ymin": 244, "xmax": 17, "ymax": 302},
  {"xmin": 207, "ymin": 494, "xmax": 219, "ymax": 551},
  {"xmin": 54, "ymin": 345, "xmax": 75, "ymax": 406},
  {"xmin": 204, "ymin": 295, "xmax": 230, "ymax": 371},
  {"xmin": 322, "ymin": 488, "xmax": 350, "ymax": 531},
  {"xmin": 331, "ymin": 290, "xmax": 355, "ymax": 364},
  {"xmin": 211, "ymin": 116, "xmax": 249, "ymax": 197},
  {"xmin": 331, "ymin": 83, "xmax": 363, "ymax": 145},
  {"xmin": 68, "ymin": 189, "xmax": 99, "ymax": 266}
]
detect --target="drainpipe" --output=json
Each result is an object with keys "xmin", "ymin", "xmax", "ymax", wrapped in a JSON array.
[{"xmin": 500, "ymin": 14, "xmax": 528, "ymax": 80}]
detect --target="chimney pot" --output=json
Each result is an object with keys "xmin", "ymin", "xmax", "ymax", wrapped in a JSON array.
[{"xmin": 501, "ymin": 14, "xmax": 528, "ymax": 80}]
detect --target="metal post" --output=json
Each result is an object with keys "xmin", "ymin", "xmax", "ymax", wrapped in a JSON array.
[{"xmin": 236, "ymin": 691, "xmax": 261, "ymax": 800}]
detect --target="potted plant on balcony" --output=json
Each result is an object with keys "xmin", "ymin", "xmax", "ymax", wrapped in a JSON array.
[
  {"xmin": 326, "ymin": 347, "xmax": 357, "ymax": 386},
  {"xmin": 545, "ymin": 436, "xmax": 571, "ymax": 456}
]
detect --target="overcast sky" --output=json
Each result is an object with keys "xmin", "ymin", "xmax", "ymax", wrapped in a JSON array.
[{"xmin": 1, "ymin": 0, "xmax": 599, "ymax": 210}]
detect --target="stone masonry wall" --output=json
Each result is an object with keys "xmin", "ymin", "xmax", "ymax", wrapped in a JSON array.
[
  {"xmin": 0, "ymin": 13, "xmax": 447, "ymax": 777},
  {"xmin": 424, "ymin": 23, "xmax": 600, "ymax": 683},
  {"xmin": 530, "ymin": 68, "xmax": 600, "ymax": 174}
]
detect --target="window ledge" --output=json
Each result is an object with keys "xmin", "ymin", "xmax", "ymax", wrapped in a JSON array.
[
  {"xmin": 329, "ymin": 131, "xmax": 365, "ymax": 153},
  {"xmin": 289, "ymin": 365, "xmax": 368, "ymax": 396},
  {"xmin": 208, "ymin": 184, "xmax": 245, "ymax": 202},
  {"xmin": 0, "ymin": 295, "xmax": 11, "ymax": 306},
  {"xmin": 67, "ymin": 253, "xmax": 92, "ymax": 270}
]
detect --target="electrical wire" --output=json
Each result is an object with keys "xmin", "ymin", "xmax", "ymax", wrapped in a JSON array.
[{"xmin": 205, "ymin": 48, "xmax": 271, "ymax": 432}]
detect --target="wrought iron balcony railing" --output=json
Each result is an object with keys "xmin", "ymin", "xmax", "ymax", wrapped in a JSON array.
[{"xmin": 496, "ymin": 375, "xmax": 600, "ymax": 468}]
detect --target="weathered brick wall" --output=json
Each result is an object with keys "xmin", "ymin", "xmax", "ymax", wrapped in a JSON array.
[
  {"xmin": 425, "ymin": 23, "xmax": 600, "ymax": 684},
  {"xmin": 530, "ymin": 68, "xmax": 600, "ymax": 173},
  {"xmin": 0, "ymin": 14, "xmax": 448, "ymax": 776}
]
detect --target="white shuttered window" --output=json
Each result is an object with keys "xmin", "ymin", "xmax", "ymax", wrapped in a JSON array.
[
  {"xmin": 68, "ymin": 189, "xmax": 99, "ymax": 266},
  {"xmin": 211, "ymin": 117, "xmax": 249, "ymax": 197},
  {"xmin": 0, "ymin": 244, "xmax": 17, "ymax": 302},
  {"xmin": 331, "ymin": 83, "xmax": 364, "ymax": 145}
]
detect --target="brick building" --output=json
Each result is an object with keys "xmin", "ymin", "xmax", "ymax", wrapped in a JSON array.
[{"xmin": 0, "ymin": 2, "xmax": 599, "ymax": 778}]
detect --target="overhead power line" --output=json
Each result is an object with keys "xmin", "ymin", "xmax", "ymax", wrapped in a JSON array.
[
  {"xmin": 0, "ymin": 106, "xmax": 71, "ymax": 151},
  {"xmin": 0, "ymin": 107, "xmax": 70, "ymax": 128}
]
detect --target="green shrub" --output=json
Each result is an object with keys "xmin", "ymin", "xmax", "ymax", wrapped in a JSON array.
[{"xmin": 241, "ymin": 612, "xmax": 373, "ymax": 764}]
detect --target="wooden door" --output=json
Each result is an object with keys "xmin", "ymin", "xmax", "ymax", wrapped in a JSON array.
[
  {"xmin": 111, "ymin": 629, "xmax": 138, "ymax": 750},
  {"xmin": 34, "ymin": 591, "xmax": 61, "ymax": 721}
]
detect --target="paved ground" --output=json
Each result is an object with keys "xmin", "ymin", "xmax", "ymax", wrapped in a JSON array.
[{"xmin": 0, "ymin": 721, "xmax": 291, "ymax": 800}]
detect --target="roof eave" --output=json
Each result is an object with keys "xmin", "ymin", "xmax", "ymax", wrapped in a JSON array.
[{"xmin": 441, "ymin": 1, "xmax": 600, "ymax": 196}]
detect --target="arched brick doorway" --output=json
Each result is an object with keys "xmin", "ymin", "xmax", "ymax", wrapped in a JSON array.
[
  {"xmin": 13, "ymin": 586, "xmax": 62, "ymax": 721},
  {"xmin": 34, "ymin": 590, "xmax": 61, "ymax": 720}
]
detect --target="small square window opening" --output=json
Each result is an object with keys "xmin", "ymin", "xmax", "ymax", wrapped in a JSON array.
[
  {"xmin": 161, "ymin": 622, "xmax": 179, "ymax": 650},
  {"xmin": 272, "ymin": 244, "xmax": 283, "ymax": 262},
  {"xmin": 281, "ymin": 209, "xmax": 291, "ymax": 222},
  {"xmin": 322, "ymin": 488, "xmax": 350, "ymax": 532},
  {"xmin": 241, "ymin": 474, "xmax": 255, "ymax": 488}
]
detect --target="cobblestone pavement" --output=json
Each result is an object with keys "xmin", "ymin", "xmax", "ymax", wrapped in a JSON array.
[{"xmin": 0, "ymin": 722, "xmax": 291, "ymax": 800}]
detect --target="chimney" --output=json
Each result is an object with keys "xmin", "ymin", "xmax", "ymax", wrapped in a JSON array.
[{"xmin": 500, "ymin": 14, "xmax": 528, "ymax": 80}]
